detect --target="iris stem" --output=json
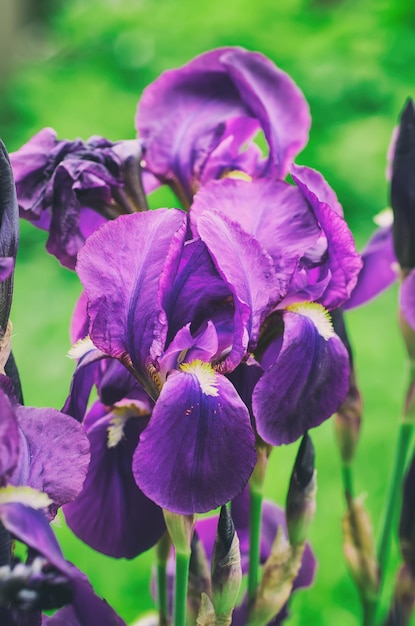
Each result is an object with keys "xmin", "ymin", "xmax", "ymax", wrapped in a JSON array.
[
  {"xmin": 342, "ymin": 462, "xmax": 354, "ymax": 500},
  {"xmin": 248, "ymin": 486, "xmax": 263, "ymax": 604},
  {"xmin": 156, "ymin": 532, "xmax": 171, "ymax": 625},
  {"xmin": 377, "ymin": 422, "xmax": 413, "ymax": 585},
  {"xmin": 363, "ymin": 598, "xmax": 377, "ymax": 626},
  {"xmin": 174, "ymin": 551, "xmax": 190, "ymax": 626},
  {"xmin": 157, "ymin": 561, "xmax": 168, "ymax": 625}
]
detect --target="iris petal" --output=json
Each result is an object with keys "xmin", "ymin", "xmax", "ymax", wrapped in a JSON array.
[
  {"xmin": 253, "ymin": 307, "xmax": 349, "ymax": 445},
  {"xmin": 133, "ymin": 366, "xmax": 256, "ymax": 514}
]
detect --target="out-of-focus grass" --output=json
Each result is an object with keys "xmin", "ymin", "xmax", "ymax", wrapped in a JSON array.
[{"xmin": 3, "ymin": 0, "xmax": 415, "ymax": 623}]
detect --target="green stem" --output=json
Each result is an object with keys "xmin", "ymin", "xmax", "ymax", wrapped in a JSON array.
[
  {"xmin": 248, "ymin": 486, "xmax": 263, "ymax": 604},
  {"xmin": 174, "ymin": 551, "xmax": 190, "ymax": 626},
  {"xmin": 342, "ymin": 462, "xmax": 354, "ymax": 501},
  {"xmin": 377, "ymin": 422, "xmax": 413, "ymax": 580},
  {"xmin": 157, "ymin": 560, "xmax": 169, "ymax": 625},
  {"xmin": 363, "ymin": 597, "xmax": 377, "ymax": 626}
]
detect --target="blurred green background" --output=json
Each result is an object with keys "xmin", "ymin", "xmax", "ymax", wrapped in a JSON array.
[{"xmin": 1, "ymin": 0, "xmax": 415, "ymax": 624}]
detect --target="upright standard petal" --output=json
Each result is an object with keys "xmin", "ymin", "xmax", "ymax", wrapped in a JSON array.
[
  {"xmin": 292, "ymin": 175, "xmax": 362, "ymax": 309},
  {"xmin": 191, "ymin": 177, "xmax": 316, "ymax": 294},
  {"xmin": 136, "ymin": 47, "xmax": 310, "ymax": 202},
  {"xmin": 133, "ymin": 364, "xmax": 256, "ymax": 514},
  {"xmin": 76, "ymin": 209, "xmax": 187, "ymax": 395},
  {"xmin": 253, "ymin": 304, "xmax": 349, "ymax": 445},
  {"xmin": 196, "ymin": 209, "xmax": 279, "ymax": 354}
]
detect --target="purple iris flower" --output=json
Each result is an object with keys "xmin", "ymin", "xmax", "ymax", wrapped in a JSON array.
[
  {"xmin": 0, "ymin": 378, "xmax": 125, "ymax": 624},
  {"xmin": 10, "ymin": 129, "xmax": 157, "ymax": 269},
  {"xmin": 67, "ymin": 208, "xmax": 258, "ymax": 518},
  {"xmin": 136, "ymin": 47, "xmax": 311, "ymax": 207},
  {"xmin": 189, "ymin": 172, "xmax": 360, "ymax": 445}
]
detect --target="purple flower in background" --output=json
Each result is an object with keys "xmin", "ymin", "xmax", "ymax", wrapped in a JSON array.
[
  {"xmin": 136, "ymin": 47, "xmax": 311, "ymax": 206},
  {"xmin": 11, "ymin": 129, "xmax": 156, "ymax": 269}
]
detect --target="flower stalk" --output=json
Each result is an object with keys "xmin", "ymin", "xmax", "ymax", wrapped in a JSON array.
[{"xmin": 248, "ymin": 442, "xmax": 271, "ymax": 604}]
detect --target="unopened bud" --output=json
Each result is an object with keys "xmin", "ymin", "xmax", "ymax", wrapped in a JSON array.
[
  {"xmin": 0, "ymin": 141, "xmax": 19, "ymax": 334},
  {"xmin": 342, "ymin": 496, "xmax": 379, "ymax": 601},
  {"xmin": 286, "ymin": 434, "xmax": 316, "ymax": 547},
  {"xmin": 247, "ymin": 527, "xmax": 304, "ymax": 626},
  {"xmin": 196, "ymin": 592, "xmax": 216, "ymax": 626},
  {"xmin": 188, "ymin": 531, "xmax": 211, "ymax": 624},
  {"xmin": 390, "ymin": 98, "xmax": 415, "ymax": 269},
  {"xmin": 163, "ymin": 510, "xmax": 195, "ymax": 556},
  {"xmin": 211, "ymin": 506, "xmax": 242, "ymax": 620}
]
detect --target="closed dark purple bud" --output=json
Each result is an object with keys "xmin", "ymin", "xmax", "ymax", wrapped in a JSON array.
[
  {"xmin": 0, "ymin": 141, "xmax": 19, "ymax": 331},
  {"xmin": 286, "ymin": 434, "xmax": 316, "ymax": 546},
  {"xmin": 211, "ymin": 506, "xmax": 241, "ymax": 617},
  {"xmin": 391, "ymin": 98, "xmax": 415, "ymax": 269}
]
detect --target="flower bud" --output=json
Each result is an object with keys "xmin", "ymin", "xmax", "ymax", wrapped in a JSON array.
[
  {"xmin": 247, "ymin": 527, "xmax": 303, "ymax": 626},
  {"xmin": 390, "ymin": 98, "xmax": 415, "ymax": 270},
  {"xmin": 342, "ymin": 496, "xmax": 379, "ymax": 601},
  {"xmin": 188, "ymin": 531, "xmax": 211, "ymax": 624},
  {"xmin": 286, "ymin": 434, "xmax": 316, "ymax": 547},
  {"xmin": 0, "ymin": 141, "xmax": 19, "ymax": 334},
  {"xmin": 211, "ymin": 506, "xmax": 242, "ymax": 619}
]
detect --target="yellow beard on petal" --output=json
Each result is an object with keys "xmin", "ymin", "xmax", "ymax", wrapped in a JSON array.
[
  {"xmin": 179, "ymin": 359, "xmax": 219, "ymax": 397},
  {"xmin": 286, "ymin": 302, "xmax": 335, "ymax": 341},
  {"xmin": 222, "ymin": 169, "xmax": 253, "ymax": 182}
]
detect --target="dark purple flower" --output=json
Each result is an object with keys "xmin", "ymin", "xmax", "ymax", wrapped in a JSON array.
[
  {"xmin": 11, "ymin": 129, "xmax": 156, "ymax": 269},
  {"xmin": 136, "ymin": 47, "xmax": 311, "ymax": 206}
]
